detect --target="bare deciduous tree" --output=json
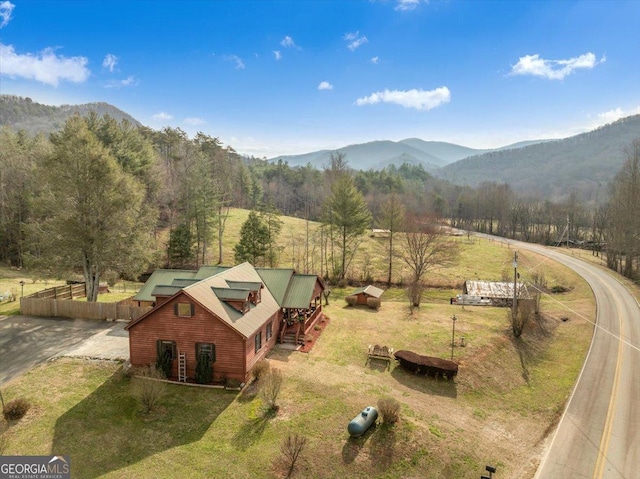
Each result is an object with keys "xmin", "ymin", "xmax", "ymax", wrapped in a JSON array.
[
  {"xmin": 260, "ymin": 368, "xmax": 283, "ymax": 411},
  {"xmin": 398, "ymin": 215, "xmax": 459, "ymax": 308},
  {"xmin": 280, "ymin": 433, "xmax": 307, "ymax": 478},
  {"xmin": 134, "ymin": 366, "xmax": 166, "ymax": 413}
]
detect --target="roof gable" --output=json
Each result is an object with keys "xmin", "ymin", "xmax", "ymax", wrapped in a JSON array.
[{"xmin": 256, "ymin": 268, "xmax": 294, "ymax": 305}]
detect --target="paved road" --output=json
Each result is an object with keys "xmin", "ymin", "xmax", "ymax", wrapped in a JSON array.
[
  {"xmin": 0, "ymin": 315, "xmax": 115, "ymax": 386},
  {"xmin": 494, "ymin": 241, "xmax": 640, "ymax": 479}
]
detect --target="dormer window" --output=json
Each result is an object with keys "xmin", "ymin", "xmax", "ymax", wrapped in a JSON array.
[{"xmin": 225, "ymin": 280, "xmax": 262, "ymax": 305}]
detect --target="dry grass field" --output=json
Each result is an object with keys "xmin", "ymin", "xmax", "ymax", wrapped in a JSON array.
[{"xmin": 0, "ymin": 234, "xmax": 597, "ymax": 479}]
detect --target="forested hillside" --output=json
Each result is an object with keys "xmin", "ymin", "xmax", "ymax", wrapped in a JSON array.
[
  {"xmin": 1, "ymin": 103, "xmax": 638, "ymax": 286},
  {"xmin": 0, "ymin": 95, "xmax": 140, "ymax": 136},
  {"xmin": 436, "ymin": 115, "xmax": 640, "ymax": 200}
]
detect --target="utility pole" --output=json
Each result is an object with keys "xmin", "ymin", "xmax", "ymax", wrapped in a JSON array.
[
  {"xmin": 451, "ymin": 314, "xmax": 457, "ymax": 360},
  {"xmin": 512, "ymin": 251, "xmax": 518, "ymax": 322}
]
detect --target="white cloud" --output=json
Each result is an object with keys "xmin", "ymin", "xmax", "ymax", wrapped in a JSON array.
[
  {"xmin": 280, "ymin": 36, "xmax": 297, "ymax": 48},
  {"xmin": 356, "ymin": 86, "xmax": 450, "ymax": 111},
  {"xmin": 370, "ymin": 56, "xmax": 379, "ymax": 64},
  {"xmin": 0, "ymin": 43, "xmax": 90, "ymax": 86},
  {"xmin": 344, "ymin": 31, "xmax": 368, "ymax": 51},
  {"xmin": 102, "ymin": 53, "xmax": 118, "ymax": 72},
  {"xmin": 596, "ymin": 106, "xmax": 640, "ymax": 124},
  {"xmin": 510, "ymin": 52, "xmax": 605, "ymax": 80},
  {"xmin": 184, "ymin": 117, "xmax": 205, "ymax": 126},
  {"xmin": 395, "ymin": 0, "xmax": 423, "ymax": 11},
  {"xmin": 597, "ymin": 107, "xmax": 624, "ymax": 123},
  {"xmin": 0, "ymin": 1, "xmax": 14, "ymax": 28},
  {"xmin": 224, "ymin": 54, "xmax": 245, "ymax": 69},
  {"xmin": 152, "ymin": 112, "xmax": 173, "ymax": 121},
  {"xmin": 105, "ymin": 75, "xmax": 138, "ymax": 88},
  {"xmin": 121, "ymin": 75, "xmax": 136, "ymax": 85},
  {"xmin": 273, "ymin": 50, "xmax": 281, "ymax": 60},
  {"xmin": 318, "ymin": 81, "xmax": 333, "ymax": 91}
]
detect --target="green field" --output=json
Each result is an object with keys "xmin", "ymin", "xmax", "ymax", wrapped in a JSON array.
[{"xmin": 0, "ymin": 235, "xmax": 597, "ymax": 479}]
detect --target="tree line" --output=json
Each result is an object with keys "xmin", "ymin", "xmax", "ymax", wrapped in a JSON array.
[{"xmin": 1, "ymin": 113, "xmax": 638, "ymax": 301}]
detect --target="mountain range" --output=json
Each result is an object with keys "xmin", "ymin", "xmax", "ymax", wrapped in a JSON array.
[
  {"xmin": 268, "ymin": 137, "xmax": 551, "ymax": 171},
  {"xmin": 1, "ymin": 94, "xmax": 638, "ymax": 200}
]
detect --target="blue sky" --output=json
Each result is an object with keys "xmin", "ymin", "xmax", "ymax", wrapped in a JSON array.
[{"xmin": 1, "ymin": 1, "xmax": 639, "ymax": 158}]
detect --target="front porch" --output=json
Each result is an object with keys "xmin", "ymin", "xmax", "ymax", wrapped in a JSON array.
[{"xmin": 279, "ymin": 304, "xmax": 323, "ymax": 347}]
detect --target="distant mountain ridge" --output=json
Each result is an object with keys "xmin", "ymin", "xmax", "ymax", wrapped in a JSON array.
[
  {"xmin": 267, "ymin": 137, "xmax": 552, "ymax": 171},
  {"xmin": 435, "ymin": 114, "xmax": 640, "ymax": 199},
  {"xmin": 0, "ymin": 95, "xmax": 141, "ymax": 136}
]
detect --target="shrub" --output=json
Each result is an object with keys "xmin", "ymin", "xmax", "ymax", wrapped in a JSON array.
[
  {"xmin": 155, "ymin": 352, "xmax": 173, "ymax": 379},
  {"xmin": 3, "ymin": 397, "xmax": 31, "ymax": 421},
  {"xmin": 134, "ymin": 366, "xmax": 165, "ymax": 413},
  {"xmin": 252, "ymin": 359, "xmax": 271, "ymax": 381},
  {"xmin": 345, "ymin": 295, "xmax": 358, "ymax": 306},
  {"xmin": 366, "ymin": 297, "xmax": 381, "ymax": 310},
  {"xmin": 195, "ymin": 353, "xmax": 213, "ymax": 384},
  {"xmin": 260, "ymin": 368, "xmax": 283, "ymax": 411},
  {"xmin": 377, "ymin": 397, "xmax": 400, "ymax": 424}
]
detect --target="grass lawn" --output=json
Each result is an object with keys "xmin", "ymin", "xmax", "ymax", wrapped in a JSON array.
[{"xmin": 0, "ymin": 237, "xmax": 596, "ymax": 479}]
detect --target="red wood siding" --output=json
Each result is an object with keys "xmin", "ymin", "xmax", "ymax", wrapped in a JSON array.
[
  {"xmin": 128, "ymin": 292, "xmax": 283, "ymax": 383},
  {"xmin": 245, "ymin": 311, "xmax": 281, "ymax": 375},
  {"xmin": 356, "ymin": 293, "xmax": 368, "ymax": 305}
]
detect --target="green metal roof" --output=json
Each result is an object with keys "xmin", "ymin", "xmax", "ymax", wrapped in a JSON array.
[
  {"xmin": 151, "ymin": 285, "xmax": 183, "ymax": 297},
  {"xmin": 256, "ymin": 268, "xmax": 294, "ymax": 305},
  {"xmin": 134, "ymin": 269, "xmax": 197, "ymax": 302},
  {"xmin": 195, "ymin": 265, "xmax": 230, "ymax": 279},
  {"xmin": 212, "ymin": 287, "xmax": 250, "ymax": 301},
  {"xmin": 351, "ymin": 285, "xmax": 385, "ymax": 298},
  {"xmin": 171, "ymin": 278, "xmax": 200, "ymax": 287},
  {"xmin": 282, "ymin": 274, "xmax": 318, "ymax": 309},
  {"xmin": 226, "ymin": 280, "xmax": 262, "ymax": 290}
]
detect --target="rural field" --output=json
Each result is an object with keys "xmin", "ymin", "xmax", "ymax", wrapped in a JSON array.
[{"xmin": 0, "ymin": 233, "xmax": 598, "ymax": 479}]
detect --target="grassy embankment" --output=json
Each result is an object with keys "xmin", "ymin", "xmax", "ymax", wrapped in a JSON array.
[{"xmin": 1, "ymin": 227, "xmax": 598, "ymax": 479}]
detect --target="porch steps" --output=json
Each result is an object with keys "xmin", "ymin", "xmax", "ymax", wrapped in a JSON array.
[
  {"xmin": 281, "ymin": 332, "xmax": 305, "ymax": 346},
  {"xmin": 178, "ymin": 352, "xmax": 187, "ymax": 382}
]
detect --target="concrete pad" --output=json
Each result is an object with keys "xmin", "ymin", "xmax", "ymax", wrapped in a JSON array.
[{"xmin": 55, "ymin": 321, "xmax": 129, "ymax": 361}]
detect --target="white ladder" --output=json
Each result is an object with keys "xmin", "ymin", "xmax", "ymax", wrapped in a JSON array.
[{"xmin": 178, "ymin": 352, "xmax": 187, "ymax": 382}]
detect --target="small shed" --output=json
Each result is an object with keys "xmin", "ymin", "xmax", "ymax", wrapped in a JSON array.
[{"xmin": 350, "ymin": 285, "xmax": 385, "ymax": 305}]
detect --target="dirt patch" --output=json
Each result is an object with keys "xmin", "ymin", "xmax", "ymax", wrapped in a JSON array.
[{"xmin": 298, "ymin": 316, "xmax": 330, "ymax": 353}]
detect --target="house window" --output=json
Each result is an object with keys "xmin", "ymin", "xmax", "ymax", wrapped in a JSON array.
[
  {"xmin": 255, "ymin": 332, "xmax": 262, "ymax": 353},
  {"xmin": 196, "ymin": 342, "xmax": 216, "ymax": 362},
  {"xmin": 176, "ymin": 303, "xmax": 194, "ymax": 317},
  {"xmin": 266, "ymin": 322, "xmax": 273, "ymax": 340},
  {"xmin": 157, "ymin": 339, "xmax": 176, "ymax": 360}
]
